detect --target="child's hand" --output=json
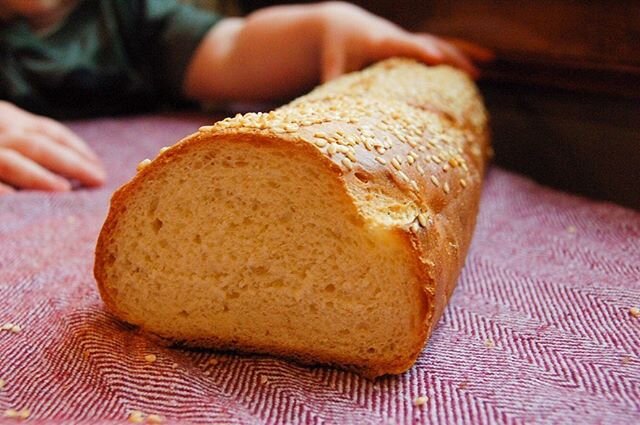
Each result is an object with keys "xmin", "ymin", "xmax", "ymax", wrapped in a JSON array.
[
  {"xmin": 313, "ymin": 2, "xmax": 492, "ymax": 81},
  {"xmin": 185, "ymin": 2, "xmax": 493, "ymax": 102},
  {"xmin": 0, "ymin": 101, "xmax": 105, "ymax": 194}
]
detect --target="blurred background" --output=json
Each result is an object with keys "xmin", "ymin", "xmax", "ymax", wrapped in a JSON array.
[{"xmin": 188, "ymin": 0, "xmax": 640, "ymax": 209}]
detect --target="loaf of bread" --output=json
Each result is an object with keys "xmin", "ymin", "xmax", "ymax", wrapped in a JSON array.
[{"xmin": 94, "ymin": 59, "xmax": 490, "ymax": 378}]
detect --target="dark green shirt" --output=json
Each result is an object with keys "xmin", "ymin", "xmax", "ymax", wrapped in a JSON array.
[{"xmin": 0, "ymin": 0, "xmax": 221, "ymax": 119}]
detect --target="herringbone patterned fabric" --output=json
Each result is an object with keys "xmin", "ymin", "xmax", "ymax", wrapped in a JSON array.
[{"xmin": 0, "ymin": 114, "xmax": 638, "ymax": 424}]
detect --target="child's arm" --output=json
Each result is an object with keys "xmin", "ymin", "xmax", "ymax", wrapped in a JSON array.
[
  {"xmin": 184, "ymin": 2, "xmax": 492, "ymax": 102},
  {"xmin": 0, "ymin": 101, "xmax": 105, "ymax": 193}
]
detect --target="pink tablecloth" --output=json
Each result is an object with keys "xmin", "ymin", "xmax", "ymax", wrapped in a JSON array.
[{"xmin": 0, "ymin": 114, "xmax": 638, "ymax": 424}]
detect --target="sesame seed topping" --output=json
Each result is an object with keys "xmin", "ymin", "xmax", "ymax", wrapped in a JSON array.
[
  {"xmin": 413, "ymin": 396, "xmax": 429, "ymax": 406},
  {"xmin": 144, "ymin": 354, "xmax": 157, "ymax": 363},
  {"xmin": 443, "ymin": 182, "xmax": 450, "ymax": 194},
  {"xmin": 391, "ymin": 158, "xmax": 402, "ymax": 170},
  {"xmin": 341, "ymin": 158, "xmax": 354, "ymax": 170},
  {"xmin": 418, "ymin": 213, "xmax": 429, "ymax": 227},
  {"xmin": 198, "ymin": 125, "xmax": 214, "ymax": 132},
  {"xmin": 459, "ymin": 179, "xmax": 467, "ymax": 188},
  {"xmin": 397, "ymin": 171, "xmax": 410, "ymax": 182},
  {"xmin": 430, "ymin": 176, "xmax": 440, "ymax": 187},
  {"xmin": 260, "ymin": 376, "xmax": 269, "ymax": 384},
  {"xmin": 409, "ymin": 223, "xmax": 420, "ymax": 234},
  {"xmin": 204, "ymin": 61, "xmax": 484, "ymax": 198},
  {"xmin": 136, "ymin": 159, "xmax": 151, "ymax": 171},
  {"xmin": 159, "ymin": 146, "xmax": 170, "ymax": 154},
  {"xmin": 409, "ymin": 180, "xmax": 419, "ymax": 191},
  {"xmin": 630, "ymin": 307, "xmax": 640, "ymax": 318}
]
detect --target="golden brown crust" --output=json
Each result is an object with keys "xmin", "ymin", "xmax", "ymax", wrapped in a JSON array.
[{"xmin": 95, "ymin": 58, "xmax": 489, "ymax": 378}]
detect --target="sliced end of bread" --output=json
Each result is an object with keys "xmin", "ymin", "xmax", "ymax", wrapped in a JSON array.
[{"xmin": 95, "ymin": 132, "xmax": 430, "ymax": 377}]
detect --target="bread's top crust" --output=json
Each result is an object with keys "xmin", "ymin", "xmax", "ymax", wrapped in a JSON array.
[{"xmin": 195, "ymin": 59, "xmax": 489, "ymax": 224}]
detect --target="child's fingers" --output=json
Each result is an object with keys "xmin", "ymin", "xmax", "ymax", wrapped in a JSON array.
[
  {"xmin": 0, "ymin": 147, "xmax": 71, "ymax": 191},
  {"xmin": 0, "ymin": 181, "xmax": 15, "ymax": 195},
  {"xmin": 374, "ymin": 34, "xmax": 445, "ymax": 66},
  {"xmin": 34, "ymin": 118, "xmax": 100, "ymax": 163},
  {"xmin": 321, "ymin": 38, "xmax": 347, "ymax": 82},
  {"xmin": 4, "ymin": 132, "xmax": 105, "ymax": 187},
  {"xmin": 440, "ymin": 37, "xmax": 495, "ymax": 62},
  {"xmin": 415, "ymin": 34, "xmax": 479, "ymax": 78},
  {"xmin": 433, "ymin": 38, "xmax": 480, "ymax": 78},
  {"xmin": 382, "ymin": 34, "xmax": 478, "ymax": 77}
]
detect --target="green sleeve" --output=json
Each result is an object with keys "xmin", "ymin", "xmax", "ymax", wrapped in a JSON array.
[{"xmin": 129, "ymin": 0, "xmax": 223, "ymax": 99}]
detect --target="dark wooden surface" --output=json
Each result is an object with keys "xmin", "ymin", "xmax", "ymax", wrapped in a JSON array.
[
  {"xmin": 364, "ymin": 0, "xmax": 640, "ymax": 99},
  {"xmin": 481, "ymin": 81, "xmax": 640, "ymax": 208}
]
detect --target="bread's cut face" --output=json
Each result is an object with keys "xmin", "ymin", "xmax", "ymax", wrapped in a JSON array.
[{"xmin": 97, "ymin": 134, "xmax": 428, "ymax": 374}]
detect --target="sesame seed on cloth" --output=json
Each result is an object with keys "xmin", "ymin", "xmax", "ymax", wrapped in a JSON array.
[
  {"xmin": 144, "ymin": 354, "xmax": 157, "ymax": 363},
  {"xmin": 0, "ymin": 114, "xmax": 638, "ymax": 424},
  {"xmin": 413, "ymin": 396, "xmax": 429, "ymax": 407},
  {"xmin": 1, "ymin": 323, "xmax": 21, "ymax": 333}
]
